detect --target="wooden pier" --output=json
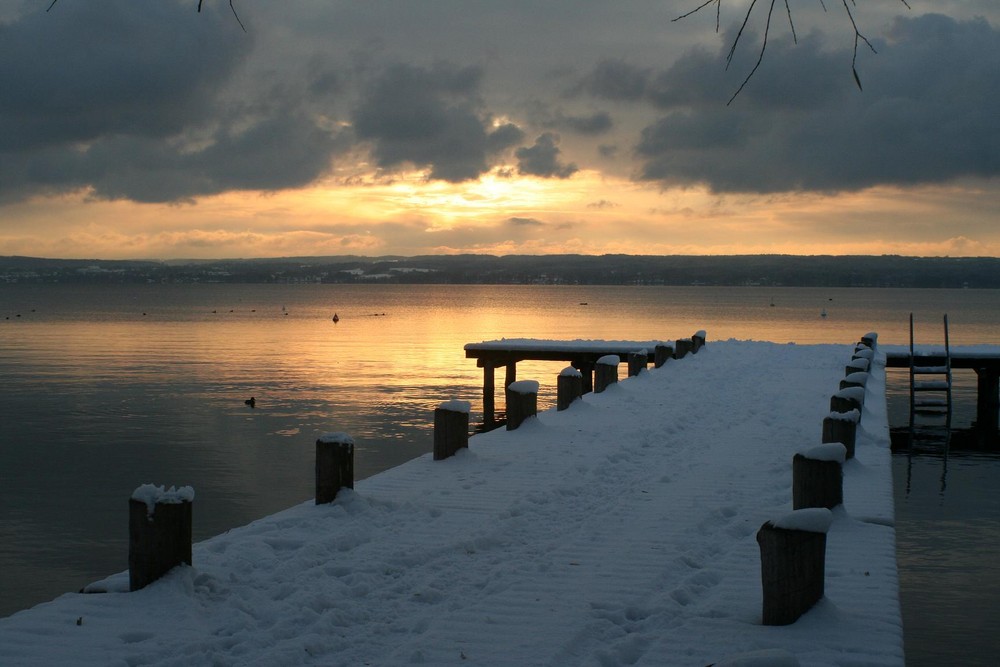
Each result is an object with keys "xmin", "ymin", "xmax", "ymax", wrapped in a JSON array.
[
  {"xmin": 465, "ymin": 334, "xmax": 705, "ymax": 425},
  {"xmin": 885, "ymin": 351, "xmax": 1000, "ymax": 429}
]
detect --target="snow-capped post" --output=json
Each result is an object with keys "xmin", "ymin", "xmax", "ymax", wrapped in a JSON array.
[
  {"xmin": 861, "ymin": 332, "xmax": 878, "ymax": 350},
  {"xmin": 674, "ymin": 338, "xmax": 694, "ymax": 359},
  {"xmin": 594, "ymin": 354, "xmax": 619, "ymax": 393},
  {"xmin": 852, "ymin": 347, "xmax": 874, "ymax": 362},
  {"xmin": 821, "ymin": 410, "xmax": 860, "ymax": 459},
  {"xmin": 793, "ymin": 444, "xmax": 846, "ymax": 510},
  {"xmin": 315, "ymin": 432, "xmax": 354, "ymax": 504},
  {"xmin": 839, "ymin": 371, "xmax": 869, "ymax": 391},
  {"xmin": 830, "ymin": 386, "xmax": 865, "ymax": 414},
  {"xmin": 557, "ymin": 366, "xmax": 583, "ymax": 411},
  {"xmin": 506, "ymin": 380, "xmax": 538, "ymax": 430},
  {"xmin": 845, "ymin": 357, "xmax": 870, "ymax": 376},
  {"xmin": 434, "ymin": 400, "xmax": 471, "ymax": 460},
  {"xmin": 756, "ymin": 508, "xmax": 833, "ymax": 626},
  {"xmin": 128, "ymin": 484, "xmax": 194, "ymax": 592},
  {"xmin": 627, "ymin": 349, "xmax": 647, "ymax": 377},
  {"xmin": 692, "ymin": 330, "xmax": 707, "ymax": 353},
  {"xmin": 654, "ymin": 344, "xmax": 674, "ymax": 368}
]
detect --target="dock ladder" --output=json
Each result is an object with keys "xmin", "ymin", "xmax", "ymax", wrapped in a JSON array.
[{"xmin": 909, "ymin": 313, "xmax": 953, "ymax": 428}]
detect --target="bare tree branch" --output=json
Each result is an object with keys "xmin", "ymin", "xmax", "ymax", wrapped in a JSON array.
[
  {"xmin": 675, "ymin": 0, "xmax": 912, "ymax": 102},
  {"xmin": 198, "ymin": 0, "xmax": 246, "ymax": 33}
]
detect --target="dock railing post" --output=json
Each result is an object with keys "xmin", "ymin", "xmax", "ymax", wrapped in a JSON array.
[
  {"xmin": 839, "ymin": 371, "xmax": 869, "ymax": 392},
  {"xmin": 792, "ymin": 444, "xmax": 846, "ymax": 510},
  {"xmin": 627, "ymin": 349, "xmax": 647, "ymax": 377},
  {"xmin": 434, "ymin": 400, "xmax": 471, "ymax": 460},
  {"xmin": 654, "ymin": 344, "xmax": 674, "ymax": 368},
  {"xmin": 830, "ymin": 387, "xmax": 865, "ymax": 414},
  {"xmin": 557, "ymin": 366, "xmax": 583, "ymax": 411},
  {"xmin": 822, "ymin": 410, "xmax": 860, "ymax": 459},
  {"xmin": 692, "ymin": 330, "xmax": 707, "ymax": 352},
  {"xmin": 128, "ymin": 484, "xmax": 194, "ymax": 592},
  {"xmin": 594, "ymin": 354, "xmax": 619, "ymax": 393},
  {"xmin": 757, "ymin": 508, "xmax": 833, "ymax": 625},
  {"xmin": 845, "ymin": 358, "xmax": 870, "ymax": 376},
  {"xmin": 675, "ymin": 338, "xmax": 694, "ymax": 359},
  {"xmin": 316, "ymin": 432, "xmax": 354, "ymax": 504},
  {"xmin": 506, "ymin": 380, "xmax": 539, "ymax": 430}
]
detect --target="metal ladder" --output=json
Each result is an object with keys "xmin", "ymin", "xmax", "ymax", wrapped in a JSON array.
[{"xmin": 909, "ymin": 313, "xmax": 953, "ymax": 427}]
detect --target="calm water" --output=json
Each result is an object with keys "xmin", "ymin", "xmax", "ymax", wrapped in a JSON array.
[{"xmin": 1, "ymin": 284, "xmax": 998, "ymax": 663}]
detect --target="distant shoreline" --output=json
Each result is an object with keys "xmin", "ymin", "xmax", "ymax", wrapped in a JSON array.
[{"xmin": 2, "ymin": 253, "xmax": 999, "ymax": 288}]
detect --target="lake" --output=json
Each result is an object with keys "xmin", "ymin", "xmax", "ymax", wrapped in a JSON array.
[{"xmin": 1, "ymin": 283, "xmax": 998, "ymax": 664}]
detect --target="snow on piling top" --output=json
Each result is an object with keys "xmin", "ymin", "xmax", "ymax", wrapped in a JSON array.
[
  {"xmin": 508, "ymin": 380, "xmax": 539, "ymax": 395},
  {"xmin": 597, "ymin": 354, "xmax": 620, "ymax": 366},
  {"xmin": 843, "ymin": 371, "xmax": 869, "ymax": 386},
  {"xmin": 317, "ymin": 432, "xmax": 355, "ymax": 446},
  {"xmin": 827, "ymin": 408, "xmax": 861, "ymax": 422},
  {"xmin": 559, "ymin": 366, "xmax": 583, "ymax": 378},
  {"xmin": 437, "ymin": 399, "xmax": 471, "ymax": 414},
  {"xmin": 694, "ymin": 330, "xmax": 707, "ymax": 339},
  {"xmin": 834, "ymin": 386, "xmax": 866, "ymax": 402},
  {"xmin": 770, "ymin": 507, "xmax": 834, "ymax": 533},
  {"xmin": 131, "ymin": 484, "xmax": 194, "ymax": 515},
  {"xmin": 847, "ymin": 358, "xmax": 870, "ymax": 371},
  {"xmin": 797, "ymin": 443, "xmax": 847, "ymax": 462},
  {"xmin": 852, "ymin": 347, "xmax": 875, "ymax": 360}
]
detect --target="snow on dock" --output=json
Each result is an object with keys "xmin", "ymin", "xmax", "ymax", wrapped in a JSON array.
[{"xmin": 0, "ymin": 340, "xmax": 902, "ymax": 666}]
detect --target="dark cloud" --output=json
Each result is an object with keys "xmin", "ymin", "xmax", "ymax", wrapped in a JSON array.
[
  {"xmin": 585, "ymin": 14, "xmax": 1000, "ymax": 193},
  {"xmin": 507, "ymin": 217, "xmax": 544, "ymax": 226},
  {"xmin": 516, "ymin": 133, "xmax": 578, "ymax": 179},
  {"xmin": 0, "ymin": 1, "xmax": 349, "ymax": 204},
  {"xmin": 0, "ymin": 2, "xmax": 249, "ymax": 154},
  {"xmin": 352, "ymin": 63, "xmax": 522, "ymax": 182}
]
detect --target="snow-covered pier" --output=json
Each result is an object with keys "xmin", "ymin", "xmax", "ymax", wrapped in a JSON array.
[
  {"xmin": 0, "ymin": 339, "xmax": 903, "ymax": 666},
  {"xmin": 465, "ymin": 332, "xmax": 705, "ymax": 425}
]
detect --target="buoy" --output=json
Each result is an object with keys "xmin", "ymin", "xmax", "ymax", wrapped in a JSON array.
[{"xmin": 332, "ymin": 313, "xmax": 340, "ymax": 323}]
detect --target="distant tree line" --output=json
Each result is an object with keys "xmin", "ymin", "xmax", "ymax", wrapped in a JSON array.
[{"xmin": 2, "ymin": 254, "xmax": 998, "ymax": 288}]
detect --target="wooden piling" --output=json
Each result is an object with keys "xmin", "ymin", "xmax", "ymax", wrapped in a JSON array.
[
  {"xmin": 434, "ymin": 400, "xmax": 471, "ymax": 460},
  {"xmin": 316, "ymin": 432, "xmax": 354, "ymax": 504},
  {"xmin": 594, "ymin": 354, "xmax": 619, "ymax": 393},
  {"xmin": 845, "ymin": 358, "xmax": 870, "ymax": 376},
  {"xmin": 861, "ymin": 332, "xmax": 878, "ymax": 350},
  {"xmin": 675, "ymin": 338, "xmax": 694, "ymax": 359},
  {"xmin": 840, "ymin": 372, "xmax": 869, "ymax": 391},
  {"xmin": 627, "ymin": 350, "xmax": 647, "ymax": 377},
  {"xmin": 830, "ymin": 386, "xmax": 865, "ymax": 414},
  {"xmin": 506, "ymin": 380, "xmax": 539, "ymax": 430},
  {"xmin": 654, "ymin": 344, "xmax": 674, "ymax": 368},
  {"xmin": 757, "ymin": 508, "xmax": 833, "ymax": 625},
  {"xmin": 482, "ymin": 363, "xmax": 496, "ymax": 427},
  {"xmin": 822, "ymin": 410, "xmax": 859, "ymax": 458},
  {"xmin": 692, "ymin": 330, "xmax": 707, "ymax": 352},
  {"xmin": 128, "ymin": 485, "xmax": 193, "ymax": 592},
  {"xmin": 976, "ymin": 367, "xmax": 1000, "ymax": 428},
  {"xmin": 557, "ymin": 366, "xmax": 583, "ymax": 411},
  {"xmin": 793, "ymin": 444, "xmax": 846, "ymax": 510}
]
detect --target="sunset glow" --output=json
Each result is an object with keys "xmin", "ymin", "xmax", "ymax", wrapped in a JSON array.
[{"xmin": 1, "ymin": 2, "xmax": 998, "ymax": 260}]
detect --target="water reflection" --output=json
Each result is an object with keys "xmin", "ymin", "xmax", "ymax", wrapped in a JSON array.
[
  {"xmin": 888, "ymin": 366, "xmax": 1000, "ymax": 667},
  {"xmin": 2, "ymin": 284, "xmax": 999, "ymax": 621}
]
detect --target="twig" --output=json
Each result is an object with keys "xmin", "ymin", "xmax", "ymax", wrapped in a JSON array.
[{"xmin": 198, "ymin": 0, "xmax": 247, "ymax": 32}]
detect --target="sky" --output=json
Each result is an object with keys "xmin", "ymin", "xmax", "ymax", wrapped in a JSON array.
[{"xmin": 1, "ymin": 0, "xmax": 998, "ymax": 260}]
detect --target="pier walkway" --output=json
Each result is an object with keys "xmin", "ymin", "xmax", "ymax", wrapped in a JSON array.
[{"xmin": 0, "ymin": 340, "xmax": 902, "ymax": 666}]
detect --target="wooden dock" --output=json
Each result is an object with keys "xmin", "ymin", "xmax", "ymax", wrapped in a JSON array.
[
  {"xmin": 465, "ymin": 333, "xmax": 705, "ymax": 425},
  {"xmin": 885, "ymin": 351, "xmax": 1000, "ymax": 428}
]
